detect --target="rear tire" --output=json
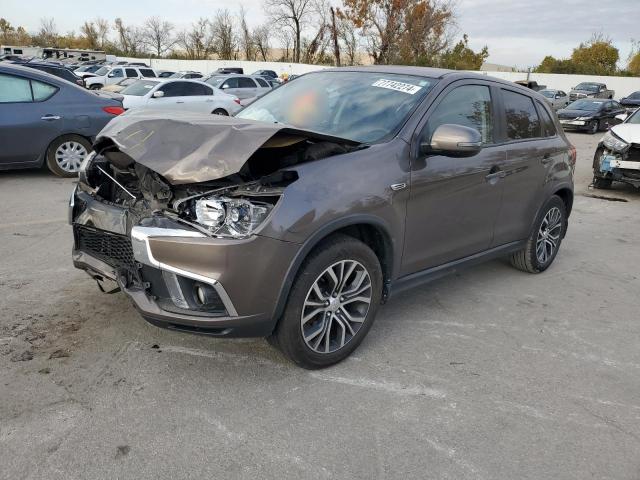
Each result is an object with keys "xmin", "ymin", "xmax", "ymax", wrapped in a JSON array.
[
  {"xmin": 271, "ymin": 234, "xmax": 383, "ymax": 369},
  {"xmin": 212, "ymin": 108, "xmax": 228, "ymax": 116},
  {"xmin": 46, "ymin": 135, "xmax": 92, "ymax": 178},
  {"xmin": 509, "ymin": 195, "xmax": 567, "ymax": 274}
]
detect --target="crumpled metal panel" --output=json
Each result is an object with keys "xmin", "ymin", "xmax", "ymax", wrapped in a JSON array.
[{"xmin": 96, "ymin": 110, "xmax": 357, "ymax": 185}]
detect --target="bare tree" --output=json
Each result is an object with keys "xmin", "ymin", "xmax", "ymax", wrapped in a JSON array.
[
  {"xmin": 95, "ymin": 18, "xmax": 110, "ymax": 49},
  {"xmin": 177, "ymin": 18, "xmax": 213, "ymax": 59},
  {"xmin": 238, "ymin": 7, "xmax": 255, "ymax": 60},
  {"xmin": 114, "ymin": 18, "xmax": 145, "ymax": 56},
  {"xmin": 38, "ymin": 17, "xmax": 58, "ymax": 46},
  {"xmin": 80, "ymin": 21, "xmax": 99, "ymax": 49},
  {"xmin": 253, "ymin": 25, "xmax": 271, "ymax": 61},
  {"xmin": 142, "ymin": 16, "xmax": 175, "ymax": 57},
  {"xmin": 338, "ymin": 16, "xmax": 359, "ymax": 65},
  {"xmin": 330, "ymin": 7, "xmax": 341, "ymax": 66},
  {"xmin": 210, "ymin": 9, "xmax": 237, "ymax": 60},
  {"xmin": 264, "ymin": 0, "xmax": 314, "ymax": 63}
]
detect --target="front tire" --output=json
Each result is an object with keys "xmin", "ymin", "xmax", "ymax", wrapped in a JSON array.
[
  {"xmin": 46, "ymin": 135, "xmax": 92, "ymax": 177},
  {"xmin": 271, "ymin": 234, "xmax": 383, "ymax": 369},
  {"xmin": 510, "ymin": 195, "xmax": 567, "ymax": 274},
  {"xmin": 588, "ymin": 120, "xmax": 599, "ymax": 134},
  {"xmin": 592, "ymin": 176, "xmax": 612, "ymax": 189}
]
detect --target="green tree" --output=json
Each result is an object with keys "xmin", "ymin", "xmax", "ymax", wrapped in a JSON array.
[
  {"xmin": 437, "ymin": 34, "xmax": 488, "ymax": 70},
  {"xmin": 571, "ymin": 37, "xmax": 619, "ymax": 75}
]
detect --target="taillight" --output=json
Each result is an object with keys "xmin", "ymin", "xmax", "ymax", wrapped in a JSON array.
[
  {"xmin": 103, "ymin": 106, "xmax": 125, "ymax": 116},
  {"xmin": 234, "ymin": 98, "xmax": 241, "ymax": 105}
]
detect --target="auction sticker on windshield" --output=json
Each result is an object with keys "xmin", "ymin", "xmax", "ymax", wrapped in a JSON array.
[{"xmin": 372, "ymin": 79, "xmax": 422, "ymax": 95}]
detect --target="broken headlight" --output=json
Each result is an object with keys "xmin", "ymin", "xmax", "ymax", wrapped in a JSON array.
[
  {"xmin": 194, "ymin": 196, "xmax": 274, "ymax": 238},
  {"xmin": 602, "ymin": 131, "xmax": 629, "ymax": 152}
]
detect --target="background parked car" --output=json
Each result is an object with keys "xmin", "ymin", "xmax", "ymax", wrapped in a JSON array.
[
  {"xmin": 73, "ymin": 64, "xmax": 103, "ymax": 78},
  {"xmin": 168, "ymin": 71, "xmax": 204, "ymax": 79},
  {"xmin": 539, "ymin": 89, "xmax": 570, "ymax": 110},
  {"xmin": 101, "ymin": 77, "xmax": 139, "ymax": 93},
  {"xmin": 557, "ymin": 98, "xmax": 626, "ymax": 134},
  {"xmin": 0, "ymin": 63, "xmax": 124, "ymax": 177},
  {"xmin": 204, "ymin": 74, "xmax": 271, "ymax": 100},
  {"xmin": 85, "ymin": 66, "xmax": 157, "ymax": 90},
  {"xmin": 16, "ymin": 61, "xmax": 85, "ymax": 87},
  {"xmin": 157, "ymin": 70, "xmax": 175, "ymax": 78},
  {"xmin": 119, "ymin": 78, "xmax": 242, "ymax": 115},
  {"xmin": 569, "ymin": 82, "xmax": 614, "ymax": 101},
  {"xmin": 252, "ymin": 69, "xmax": 280, "ymax": 81},
  {"xmin": 619, "ymin": 91, "xmax": 640, "ymax": 109},
  {"xmin": 215, "ymin": 67, "xmax": 243, "ymax": 74},
  {"xmin": 592, "ymin": 107, "xmax": 640, "ymax": 189}
]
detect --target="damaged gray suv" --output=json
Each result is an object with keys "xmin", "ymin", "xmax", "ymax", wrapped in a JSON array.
[{"xmin": 70, "ymin": 67, "xmax": 575, "ymax": 368}]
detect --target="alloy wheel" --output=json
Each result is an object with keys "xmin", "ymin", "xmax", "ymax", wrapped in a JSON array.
[
  {"xmin": 55, "ymin": 141, "xmax": 88, "ymax": 173},
  {"xmin": 300, "ymin": 260, "xmax": 372, "ymax": 354},
  {"xmin": 536, "ymin": 207, "xmax": 562, "ymax": 265}
]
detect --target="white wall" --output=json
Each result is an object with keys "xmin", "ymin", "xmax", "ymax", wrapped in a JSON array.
[
  {"xmin": 474, "ymin": 71, "xmax": 640, "ymax": 99},
  {"xmin": 119, "ymin": 56, "xmax": 640, "ymax": 98}
]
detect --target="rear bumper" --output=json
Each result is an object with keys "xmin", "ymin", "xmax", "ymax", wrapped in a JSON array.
[{"xmin": 71, "ymin": 190, "xmax": 299, "ymax": 337}]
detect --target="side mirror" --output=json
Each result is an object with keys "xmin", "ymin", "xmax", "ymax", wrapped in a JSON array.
[
  {"xmin": 107, "ymin": 73, "xmax": 115, "ymax": 78},
  {"xmin": 555, "ymin": 94, "xmax": 561, "ymax": 99},
  {"xmin": 221, "ymin": 84, "xmax": 229, "ymax": 89},
  {"xmin": 421, "ymin": 124, "xmax": 482, "ymax": 157},
  {"xmin": 152, "ymin": 90, "xmax": 165, "ymax": 98}
]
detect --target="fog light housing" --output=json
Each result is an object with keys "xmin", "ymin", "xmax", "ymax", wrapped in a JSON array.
[{"xmin": 193, "ymin": 283, "xmax": 218, "ymax": 307}]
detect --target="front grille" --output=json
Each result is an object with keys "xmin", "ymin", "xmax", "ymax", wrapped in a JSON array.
[
  {"xmin": 626, "ymin": 146, "xmax": 640, "ymax": 163},
  {"xmin": 75, "ymin": 225, "xmax": 135, "ymax": 269}
]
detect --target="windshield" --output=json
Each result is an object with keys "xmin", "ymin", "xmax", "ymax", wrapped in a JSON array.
[
  {"xmin": 567, "ymin": 99, "xmax": 603, "ymax": 111},
  {"xmin": 237, "ymin": 71, "xmax": 436, "ymax": 143},
  {"xmin": 121, "ymin": 80, "xmax": 159, "ymax": 96},
  {"xmin": 168, "ymin": 72, "xmax": 184, "ymax": 78},
  {"xmin": 76, "ymin": 66, "xmax": 90, "ymax": 72},
  {"xmin": 575, "ymin": 83, "xmax": 600, "ymax": 92},
  {"xmin": 204, "ymin": 76, "xmax": 227, "ymax": 87},
  {"xmin": 540, "ymin": 90, "xmax": 555, "ymax": 98},
  {"xmin": 95, "ymin": 66, "xmax": 109, "ymax": 76},
  {"xmin": 627, "ymin": 109, "xmax": 640, "ymax": 124}
]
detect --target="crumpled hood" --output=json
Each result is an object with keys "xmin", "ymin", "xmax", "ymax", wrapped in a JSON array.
[
  {"xmin": 610, "ymin": 124, "xmax": 640, "ymax": 144},
  {"xmin": 95, "ymin": 109, "xmax": 358, "ymax": 184}
]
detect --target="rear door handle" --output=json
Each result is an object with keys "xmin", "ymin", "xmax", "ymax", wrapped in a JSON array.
[{"xmin": 41, "ymin": 115, "xmax": 61, "ymax": 121}]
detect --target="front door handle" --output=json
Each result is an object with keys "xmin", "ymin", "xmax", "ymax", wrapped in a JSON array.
[
  {"xmin": 485, "ymin": 166, "xmax": 506, "ymax": 181},
  {"xmin": 41, "ymin": 115, "xmax": 61, "ymax": 121}
]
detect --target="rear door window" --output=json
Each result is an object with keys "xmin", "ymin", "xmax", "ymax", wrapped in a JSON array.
[
  {"xmin": 125, "ymin": 68, "xmax": 138, "ymax": 78},
  {"xmin": 139, "ymin": 69, "xmax": 156, "ymax": 78},
  {"xmin": 160, "ymin": 82, "xmax": 190, "ymax": 97},
  {"xmin": 111, "ymin": 69, "xmax": 124, "ymax": 78},
  {"xmin": 502, "ymin": 90, "xmax": 541, "ymax": 140},
  {"xmin": 424, "ymin": 84, "xmax": 494, "ymax": 144}
]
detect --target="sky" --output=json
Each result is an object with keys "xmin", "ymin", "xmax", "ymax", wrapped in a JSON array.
[{"xmin": 2, "ymin": 0, "xmax": 638, "ymax": 69}]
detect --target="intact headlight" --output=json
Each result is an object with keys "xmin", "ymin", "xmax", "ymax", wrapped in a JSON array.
[
  {"xmin": 194, "ymin": 196, "xmax": 274, "ymax": 238},
  {"xmin": 602, "ymin": 131, "xmax": 629, "ymax": 152}
]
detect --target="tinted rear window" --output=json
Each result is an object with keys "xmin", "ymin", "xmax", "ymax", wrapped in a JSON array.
[{"xmin": 502, "ymin": 90, "xmax": 541, "ymax": 140}]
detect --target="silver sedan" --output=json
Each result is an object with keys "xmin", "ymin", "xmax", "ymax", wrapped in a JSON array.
[{"xmin": 540, "ymin": 89, "xmax": 570, "ymax": 110}]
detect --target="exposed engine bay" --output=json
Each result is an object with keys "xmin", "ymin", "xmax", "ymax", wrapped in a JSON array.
[
  {"xmin": 594, "ymin": 125, "xmax": 640, "ymax": 189},
  {"xmin": 77, "ymin": 117, "xmax": 359, "ymax": 238}
]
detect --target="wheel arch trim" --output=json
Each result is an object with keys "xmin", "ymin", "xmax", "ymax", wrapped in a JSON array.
[{"xmin": 270, "ymin": 214, "xmax": 396, "ymax": 324}]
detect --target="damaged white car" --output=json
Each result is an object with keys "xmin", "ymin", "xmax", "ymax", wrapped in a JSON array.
[{"xmin": 593, "ymin": 108, "xmax": 640, "ymax": 189}]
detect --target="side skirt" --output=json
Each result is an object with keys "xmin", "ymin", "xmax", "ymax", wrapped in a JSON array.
[{"xmin": 389, "ymin": 240, "xmax": 526, "ymax": 298}]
